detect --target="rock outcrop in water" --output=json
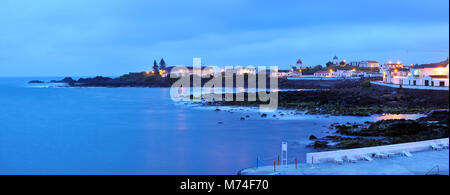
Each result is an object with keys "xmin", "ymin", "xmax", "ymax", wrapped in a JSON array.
[
  {"xmin": 28, "ymin": 80, "xmax": 45, "ymax": 84},
  {"xmin": 31, "ymin": 74, "xmax": 448, "ymax": 116},
  {"xmin": 50, "ymin": 77, "xmax": 75, "ymax": 84},
  {"xmin": 206, "ymin": 80, "xmax": 449, "ymax": 116},
  {"xmin": 309, "ymin": 110, "xmax": 449, "ymax": 150}
]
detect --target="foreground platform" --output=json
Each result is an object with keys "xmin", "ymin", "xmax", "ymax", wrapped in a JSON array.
[{"xmin": 240, "ymin": 150, "xmax": 449, "ymax": 175}]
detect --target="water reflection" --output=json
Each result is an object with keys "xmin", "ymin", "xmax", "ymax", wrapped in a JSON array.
[
  {"xmin": 176, "ymin": 109, "xmax": 187, "ymax": 131},
  {"xmin": 374, "ymin": 114, "xmax": 425, "ymax": 121}
]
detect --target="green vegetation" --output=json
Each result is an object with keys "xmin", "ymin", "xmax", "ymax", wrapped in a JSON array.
[
  {"xmin": 361, "ymin": 80, "xmax": 371, "ymax": 88},
  {"xmin": 326, "ymin": 61, "xmax": 334, "ymax": 67},
  {"xmin": 159, "ymin": 58, "xmax": 166, "ymax": 70},
  {"xmin": 153, "ymin": 60, "xmax": 160, "ymax": 76},
  {"xmin": 302, "ymin": 65, "xmax": 324, "ymax": 75}
]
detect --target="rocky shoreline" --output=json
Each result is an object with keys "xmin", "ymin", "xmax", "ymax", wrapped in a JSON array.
[
  {"xmin": 205, "ymin": 83, "xmax": 449, "ymax": 116},
  {"xmin": 309, "ymin": 110, "xmax": 449, "ymax": 150},
  {"xmin": 30, "ymin": 76, "xmax": 449, "ymax": 117},
  {"xmin": 29, "ymin": 75, "xmax": 449, "ymax": 155},
  {"xmin": 28, "ymin": 74, "xmax": 365, "ymax": 89}
]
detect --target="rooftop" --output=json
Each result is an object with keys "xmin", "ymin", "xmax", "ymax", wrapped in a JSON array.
[
  {"xmin": 429, "ymin": 75, "xmax": 449, "ymax": 79},
  {"xmin": 413, "ymin": 60, "xmax": 449, "ymax": 69}
]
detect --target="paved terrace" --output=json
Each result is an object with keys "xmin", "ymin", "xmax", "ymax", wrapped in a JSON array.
[{"xmin": 240, "ymin": 150, "xmax": 449, "ymax": 175}]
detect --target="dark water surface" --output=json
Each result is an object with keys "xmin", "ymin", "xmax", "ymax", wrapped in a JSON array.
[{"xmin": 0, "ymin": 78, "xmax": 423, "ymax": 175}]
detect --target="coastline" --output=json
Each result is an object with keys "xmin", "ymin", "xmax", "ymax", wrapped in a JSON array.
[
  {"xmin": 239, "ymin": 148, "xmax": 449, "ymax": 175},
  {"xmin": 27, "ymin": 76, "xmax": 450, "ymax": 174}
]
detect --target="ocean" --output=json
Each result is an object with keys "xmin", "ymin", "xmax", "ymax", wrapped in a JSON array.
[{"xmin": 0, "ymin": 77, "xmax": 424, "ymax": 175}]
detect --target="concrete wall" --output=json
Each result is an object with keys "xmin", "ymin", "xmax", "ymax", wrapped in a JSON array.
[
  {"xmin": 288, "ymin": 77, "xmax": 361, "ymax": 81},
  {"xmin": 307, "ymin": 138, "xmax": 449, "ymax": 164},
  {"xmin": 371, "ymin": 81, "xmax": 449, "ymax": 91}
]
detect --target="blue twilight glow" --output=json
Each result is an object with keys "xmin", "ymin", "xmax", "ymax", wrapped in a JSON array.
[{"xmin": 0, "ymin": 0, "xmax": 449, "ymax": 77}]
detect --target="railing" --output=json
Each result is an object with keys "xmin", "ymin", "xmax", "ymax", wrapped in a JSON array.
[
  {"xmin": 371, "ymin": 81, "xmax": 449, "ymax": 91},
  {"xmin": 306, "ymin": 138, "xmax": 449, "ymax": 164},
  {"xmin": 425, "ymin": 165, "xmax": 440, "ymax": 175}
]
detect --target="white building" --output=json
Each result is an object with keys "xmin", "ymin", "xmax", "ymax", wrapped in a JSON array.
[
  {"xmin": 166, "ymin": 58, "xmax": 215, "ymax": 77},
  {"xmin": 314, "ymin": 70, "xmax": 352, "ymax": 78},
  {"xmin": 380, "ymin": 62, "xmax": 404, "ymax": 70},
  {"xmin": 407, "ymin": 59, "xmax": 449, "ymax": 87},
  {"xmin": 383, "ymin": 68, "xmax": 410, "ymax": 85},
  {"xmin": 350, "ymin": 61, "xmax": 380, "ymax": 68},
  {"xmin": 314, "ymin": 70, "xmax": 332, "ymax": 77},
  {"xmin": 333, "ymin": 56, "xmax": 339, "ymax": 65},
  {"xmin": 383, "ymin": 59, "xmax": 449, "ymax": 87},
  {"xmin": 352, "ymin": 70, "xmax": 383, "ymax": 78}
]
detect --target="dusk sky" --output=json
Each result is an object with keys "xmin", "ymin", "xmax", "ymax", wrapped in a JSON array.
[{"xmin": 0, "ymin": 0, "xmax": 449, "ymax": 77}]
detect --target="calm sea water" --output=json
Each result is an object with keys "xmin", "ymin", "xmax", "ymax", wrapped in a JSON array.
[{"xmin": 0, "ymin": 78, "xmax": 424, "ymax": 175}]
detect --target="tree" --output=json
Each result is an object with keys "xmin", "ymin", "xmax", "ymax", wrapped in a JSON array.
[
  {"xmin": 313, "ymin": 65, "xmax": 323, "ymax": 69},
  {"xmin": 159, "ymin": 58, "xmax": 166, "ymax": 70},
  {"xmin": 326, "ymin": 61, "xmax": 334, "ymax": 67},
  {"xmin": 340, "ymin": 61, "xmax": 346, "ymax": 66},
  {"xmin": 153, "ymin": 60, "xmax": 160, "ymax": 76},
  {"xmin": 302, "ymin": 65, "xmax": 323, "ymax": 75}
]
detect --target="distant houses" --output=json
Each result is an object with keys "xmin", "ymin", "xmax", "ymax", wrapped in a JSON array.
[
  {"xmin": 312, "ymin": 69, "xmax": 381, "ymax": 78},
  {"xmin": 147, "ymin": 57, "xmax": 449, "ymax": 88},
  {"xmin": 314, "ymin": 70, "xmax": 333, "ymax": 77},
  {"xmin": 382, "ymin": 59, "xmax": 449, "ymax": 87},
  {"xmin": 380, "ymin": 61, "xmax": 404, "ymax": 70},
  {"xmin": 349, "ymin": 61, "xmax": 380, "ymax": 68},
  {"xmin": 306, "ymin": 57, "xmax": 383, "ymax": 79}
]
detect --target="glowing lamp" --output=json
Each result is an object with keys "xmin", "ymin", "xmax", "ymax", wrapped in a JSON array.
[{"xmin": 435, "ymin": 67, "xmax": 446, "ymax": 75}]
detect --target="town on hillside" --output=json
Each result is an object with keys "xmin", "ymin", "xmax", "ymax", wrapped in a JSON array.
[{"xmin": 139, "ymin": 56, "xmax": 449, "ymax": 90}]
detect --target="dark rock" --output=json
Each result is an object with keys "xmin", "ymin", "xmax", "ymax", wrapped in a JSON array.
[
  {"xmin": 240, "ymin": 117, "xmax": 245, "ymax": 120},
  {"xmin": 28, "ymin": 80, "xmax": 44, "ymax": 84},
  {"xmin": 51, "ymin": 77, "xmax": 75, "ymax": 84},
  {"xmin": 313, "ymin": 141, "xmax": 329, "ymax": 149},
  {"xmin": 77, "ymin": 76, "xmax": 112, "ymax": 84},
  {"xmin": 261, "ymin": 113, "xmax": 267, "ymax": 118},
  {"xmin": 309, "ymin": 135, "xmax": 318, "ymax": 140}
]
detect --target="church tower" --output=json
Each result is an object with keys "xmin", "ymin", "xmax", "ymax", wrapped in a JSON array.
[
  {"xmin": 296, "ymin": 59, "xmax": 303, "ymax": 70},
  {"xmin": 333, "ymin": 56, "xmax": 339, "ymax": 65}
]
